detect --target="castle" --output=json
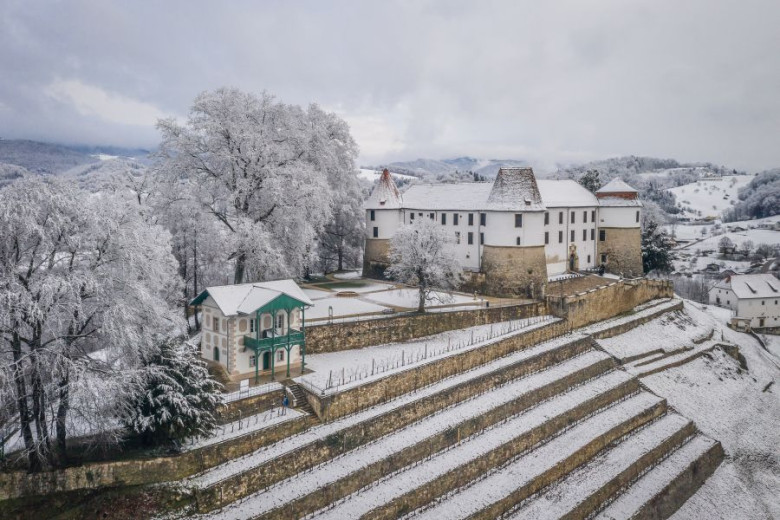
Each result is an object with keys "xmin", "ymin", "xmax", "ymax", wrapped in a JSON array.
[{"xmin": 363, "ymin": 167, "xmax": 643, "ymax": 296}]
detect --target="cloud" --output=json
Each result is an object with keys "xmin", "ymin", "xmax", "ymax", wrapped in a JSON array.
[{"xmin": 44, "ymin": 79, "xmax": 169, "ymax": 127}]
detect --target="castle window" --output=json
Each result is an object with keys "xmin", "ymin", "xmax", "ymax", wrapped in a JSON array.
[
  {"xmin": 583, "ymin": 229, "xmax": 587, "ymax": 241},
  {"xmin": 480, "ymin": 213, "xmax": 486, "ymax": 226},
  {"xmin": 410, "ymin": 212, "xmax": 414, "ymax": 221},
  {"xmin": 636, "ymin": 211, "xmax": 640, "ymax": 223},
  {"xmin": 370, "ymin": 210, "xmax": 375, "ymax": 221},
  {"xmin": 514, "ymin": 214, "xmax": 523, "ymax": 227},
  {"xmin": 583, "ymin": 211, "xmax": 588, "ymax": 223},
  {"xmin": 545, "ymin": 231, "xmax": 549, "ymax": 244},
  {"xmin": 591, "ymin": 229, "xmax": 595, "ymax": 240},
  {"xmin": 467, "ymin": 232, "xmax": 474, "ymax": 245},
  {"xmin": 480, "ymin": 232, "xmax": 484, "ymax": 245},
  {"xmin": 571, "ymin": 212, "xmax": 575, "ymax": 224},
  {"xmin": 454, "ymin": 213, "xmax": 459, "ymax": 225},
  {"xmin": 373, "ymin": 227, "xmax": 378, "ymax": 238},
  {"xmin": 455, "ymin": 232, "xmax": 461, "ymax": 244},
  {"xmin": 587, "ymin": 254, "xmax": 591, "ymax": 263},
  {"xmin": 429, "ymin": 213, "xmax": 434, "ymax": 220},
  {"xmin": 599, "ymin": 229, "xmax": 606, "ymax": 241},
  {"xmin": 558, "ymin": 231, "xmax": 563, "ymax": 243},
  {"xmin": 591, "ymin": 210, "xmax": 595, "ymax": 222},
  {"xmin": 601, "ymin": 253, "xmax": 607, "ymax": 263},
  {"xmin": 516, "ymin": 237, "xmax": 521, "ymax": 245},
  {"xmin": 571, "ymin": 230, "xmax": 575, "ymax": 242},
  {"xmin": 559, "ymin": 211, "xmax": 563, "ymax": 224},
  {"xmin": 441, "ymin": 213, "xmax": 447, "ymax": 225},
  {"xmin": 544, "ymin": 212, "xmax": 549, "ymax": 225},
  {"xmin": 468, "ymin": 213, "xmax": 474, "ymax": 226}
]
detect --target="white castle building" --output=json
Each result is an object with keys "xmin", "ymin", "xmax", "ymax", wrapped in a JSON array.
[{"xmin": 363, "ymin": 167, "xmax": 643, "ymax": 297}]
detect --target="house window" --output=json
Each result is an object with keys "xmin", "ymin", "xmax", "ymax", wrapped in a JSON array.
[
  {"xmin": 480, "ymin": 232, "xmax": 484, "ymax": 245},
  {"xmin": 583, "ymin": 211, "xmax": 588, "ymax": 223},
  {"xmin": 583, "ymin": 229, "xmax": 587, "ymax": 241},
  {"xmin": 441, "ymin": 213, "xmax": 447, "ymax": 225},
  {"xmin": 544, "ymin": 212, "xmax": 549, "ymax": 225},
  {"xmin": 250, "ymin": 319, "xmax": 255, "ymax": 333},
  {"xmin": 558, "ymin": 231, "xmax": 563, "ymax": 243},
  {"xmin": 454, "ymin": 213, "xmax": 459, "ymax": 225},
  {"xmin": 545, "ymin": 231, "xmax": 549, "ymax": 245},
  {"xmin": 213, "ymin": 316, "xmax": 220, "ymax": 332},
  {"xmin": 373, "ymin": 227, "xmax": 378, "ymax": 238},
  {"xmin": 467, "ymin": 232, "xmax": 474, "ymax": 245},
  {"xmin": 277, "ymin": 313, "xmax": 284, "ymax": 329},
  {"xmin": 480, "ymin": 213, "xmax": 486, "ymax": 226},
  {"xmin": 468, "ymin": 213, "xmax": 474, "ymax": 226},
  {"xmin": 516, "ymin": 237, "xmax": 521, "ymax": 245},
  {"xmin": 571, "ymin": 230, "xmax": 575, "ymax": 242},
  {"xmin": 370, "ymin": 210, "xmax": 375, "ymax": 221},
  {"xmin": 636, "ymin": 211, "xmax": 640, "ymax": 223},
  {"xmin": 277, "ymin": 350, "xmax": 284, "ymax": 362},
  {"xmin": 249, "ymin": 355, "xmax": 256, "ymax": 367},
  {"xmin": 515, "ymin": 214, "xmax": 523, "ymax": 227},
  {"xmin": 559, "ymin": 211, "xmax": 563, "ymax": 224},
  {"xmin": 591, "ymin": 210, "xmax": 595, "ymax": 222},
  {"xmin": 599, "ymin": 229, "xmax": 606, "ymax": 241},
  {"xmin": 591, "ymin": 229, "xmax": 595, "ymax": 240},
  {"xmin": 601, "ymin": 254, "xmax": 607, "ymax": 263},
  {"xmin": 571, "ymin": 212, "xmax": 575, "ymax": 224},
  {"xmin": 455, "ymin": 231, "xmax": 461, "ymax": 244},
  {"xmin": 410, "ymin": 212, "xmax": 415, "ymax": 221}
]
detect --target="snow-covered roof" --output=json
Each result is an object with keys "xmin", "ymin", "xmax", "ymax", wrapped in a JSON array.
[
  {"xmin": 364, "ymin": 169, "xmax": 402, "ymax": 210},
  {"xmin": 597, "ymin": 197, "xmax": 643, "ymax": 207},
  {"xmin": 597, "ymin": 178, "xmax": 638, "ymax": 194},
  {"xmin": 536, "ymin": 180, "xmax": 598, "ymax": 208},
  {"xmin": 713, "ymin": 274, "xmax": 780, "ymax": 299},
  {"xmin": 486, "ymin": 167, "xmax": 544, "ymax": 211},
  {"xmin": 192, "ymin": 279, "xmax": 313, "ymax": 316},
  {"xmin": 402, "ymin": 183, "xmax": 493, "ymax": 210}
]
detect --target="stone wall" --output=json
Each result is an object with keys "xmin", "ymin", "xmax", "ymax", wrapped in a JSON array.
[
  {"xmin": 547, "ymin": 278, "xmax": 674, "ymax": 330},
  {"xmin": 481, "ymin": 245, "xmax": 548, "ymax": 298},
  {"xmin": 597, "ymin": 227, "xmax": 643, "ymax": 277},
  {"xmin": 305, "ymin": 301, "xmax": 547, "ymax": 354},
  {"xmin": 308, "ymin": 320, "xmax": 568, "ymax": 420},
  {"xmin": 362, "ymin": 238, "xmax": 391, "ymax": 278},
  {"xmin": 219, "ymin": 389, "xmax": 285, "ymax": 424},
  {"xmin": 591, "ymin": 300, "xmax": 684, "ymax": 340}
]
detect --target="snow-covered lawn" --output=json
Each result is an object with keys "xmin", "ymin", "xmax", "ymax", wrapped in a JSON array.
[
  {"xmin": 305, "ymin": 296, "xmax": 390, "ymax": 320},
  {"xmin": 297, "ymin": 316, "xmax": 557, "ymax": 393},
  {"xmin": 331, "ymin": 270, "xmax": 361, "ymax": 280},
  {"xmin": 302, "ymin": 287, "xmax": 331, "ymax": 300},
  {"xmin": 760, "ymin": 334, "xmax": 780, "ymax": 359},
  {"xmin": 667, "ymin": 175, "xmax": 753, "ymax": 219},
  {"xmin": 364, "ymin": 287, "xmax": 477, "ymax": 308},
  {"xmin": 680, "ymin": 228, "xmax": 780, "ymax": 252}
]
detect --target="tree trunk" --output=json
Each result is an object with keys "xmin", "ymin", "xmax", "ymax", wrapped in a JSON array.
[
  {"xmin": 234, "ymin": 252, "xmax": 246, "ymax": 284},
  {"xmin": 417, "ymin": 287, "xmax": 426, "ymax": 313},
  {"xmin": 11, "ymin": 330, "xmax": 38, "ymax": 471},
  {"xmin": 55, "ymin": 368, "xmax": 70, "ymax": 465},
  {"xmin": 30, "ymin": 354, "xmax": 50, "ymax": 462},
  {"xmin": 193, "ymin": 233, "xmax": 200, "ymax": 331}
]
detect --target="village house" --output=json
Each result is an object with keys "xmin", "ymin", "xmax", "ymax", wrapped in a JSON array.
[
  {"xmin": 709, "ymin": 273, "xmax": 780, "ymax": 330},
  {"xmin": 363, "ymin": 167, "xmax": 643, "ymax": 296},
  {"xmin": 190, "ymin": 280, "xmax": 312, "ymax": 383}
]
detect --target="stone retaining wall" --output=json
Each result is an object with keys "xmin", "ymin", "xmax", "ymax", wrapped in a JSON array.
[
  {"xmin": 219, "ymin": 389, "xmax": 284, "ymax": 424},
  {"xmin": 590, "ymin": 300, "xmax": 684, "ymax": 340},
  {"xmin": 305, "ymin": 301, "xmax": 547, "ymax": 354}
]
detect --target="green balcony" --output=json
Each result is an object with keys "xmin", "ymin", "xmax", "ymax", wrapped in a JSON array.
[{"xmin": 244, "ymin": 328, "xmax": 305, "ymax": 352}]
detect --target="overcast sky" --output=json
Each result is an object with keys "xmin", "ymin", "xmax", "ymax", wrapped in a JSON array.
[{"xmin": 2, "ymin": 0, "xmax": 779, "ymax": 171}]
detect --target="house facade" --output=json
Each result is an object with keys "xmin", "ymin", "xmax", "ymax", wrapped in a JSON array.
[
  {"xmin": 709, "ymin": 273, "xmax": 780, "ymax": 329},
  {"xmin": 363, "ymin": 168, "xmax": 643, "ymax": 296},
  {"xmin": 191, "ymin": 279, "xmax": 313, "ymax": 382}
]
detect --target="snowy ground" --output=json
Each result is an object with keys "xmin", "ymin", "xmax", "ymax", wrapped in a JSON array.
[
  {"xmin": 305, "ymin": 296, "xmax": 390, "ymax": 320},
  {"xmin": 667, "ymin": 175, "xmax": 753, "ymax": 219},
  {"xmin": 364, "ymin": 287, "xmax": 477, "ymax": 308},
  {"xmin": 296, "ymin": 316, "xmax": 557, "ymax": 393},
  {"xmin": 183, "ymin": 407, "xmax": 303, "ymax": 451}
]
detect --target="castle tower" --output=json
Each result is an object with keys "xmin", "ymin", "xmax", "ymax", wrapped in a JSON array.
[
  {"xmin": 362, "ymin": 169, "xmax": 403, "ymax": 277},
  {"xmin": 595, "ymin": 179, "xmax": 643, "ymax": 277}
]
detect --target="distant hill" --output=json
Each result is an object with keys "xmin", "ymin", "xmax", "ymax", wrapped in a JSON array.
[{"xmin": 364, "ymin": 157, "xmax": 530, "ymax": 180}]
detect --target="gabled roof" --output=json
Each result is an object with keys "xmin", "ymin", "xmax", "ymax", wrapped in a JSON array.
[
  {"xmin": 487, "ymin": 167, "xmax": 544, "ymax": 211},
  {"xmin": 597, "ymin": 178, "xmax": 638, "ymax": 194},
  {"xmin": 536, "ymin": 180, "xmax": 598, "ymax": 207},
  {"xmin": 713, "ymin": 273, "xmax": 780, "ymax": 299},
  {"xmin": 190, "ymin": 279, "xmax": 313, "ymax": 316},
  {"xmin": 364, "ymin": 169, "xmax": 402, "ymax": 210}
]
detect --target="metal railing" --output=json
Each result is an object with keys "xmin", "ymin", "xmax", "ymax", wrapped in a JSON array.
[{"xmin": 222, "ymin": 381, "xmax": 283, "ymax": 403}]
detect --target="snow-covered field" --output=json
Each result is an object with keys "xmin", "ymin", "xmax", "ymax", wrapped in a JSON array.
[
  {"xmin": 364, "ymin": 287, "xmax": 476, "ymax": 308},
  {"xmin": 357, "ymin": 168, "xmax": 417, "ymax": 182},
  {"xmin": 305, "ymin": 296, "xmax": 390, "ymax": 320},
  {"xmin": 667, "ymin": 175, "xmax": 754, "ymax": 219}
]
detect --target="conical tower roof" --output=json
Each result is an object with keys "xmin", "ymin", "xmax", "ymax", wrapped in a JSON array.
[
  {"xmin": 486, "ymin": 167, "xmax": 544, "ymax": 210},
  {"xmin": 364, "ymin": 169, "xmax": 402, "ymax": 209}
]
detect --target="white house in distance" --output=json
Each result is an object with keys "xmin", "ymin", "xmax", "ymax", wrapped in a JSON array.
[
  {"xmin": 363, "ymin": 168, "xmax": 643, "ymax": 297},
  {"xmin": 709, "ymin": 273, "xmax": 780, "ymax": 329},
  {"xmin": 190, "ymin": 279, "xmax": 313, "ymax": 383}
]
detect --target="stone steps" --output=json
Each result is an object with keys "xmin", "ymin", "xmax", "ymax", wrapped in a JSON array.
[
  {"xmin": 504, "ymin": 413, "xmax": 696, "ymax": 519},
  {"xmin": 204, "ymin": 350, "xmax": 622, "ymax": 520},
  {"xmin": 307, "ymin": 369, "xmax": 639, "ymax": 520},
  {"xmin": 406, "ymin": 391, "xmax": 668, "ymax": 520},
  {"xmin": 595, "ymin": 435, "xmax": 724, "ymax": 520},
  {"xmin": 186, "ymin": 335, "xmax": 598, "ymax": 512}
]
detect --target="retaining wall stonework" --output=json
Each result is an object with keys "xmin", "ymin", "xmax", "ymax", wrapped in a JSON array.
[
  {"xmin": 591, "ymin": 300, "xmax": 684, "ymax": 340},
  {"xmin": 219, "ymin": 390, "xmax": 285, "ymax": 424},
  {"xmin": 305, "ymin": 301, "xmax": 547, "ymax": 354}
]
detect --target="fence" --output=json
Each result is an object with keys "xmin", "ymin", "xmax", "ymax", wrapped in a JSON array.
[{"xmin": 222, "ymin": 381, "xmax": 283, "ymax": 403}]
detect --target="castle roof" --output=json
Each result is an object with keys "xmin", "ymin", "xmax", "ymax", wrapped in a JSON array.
[
  {"xmin": 597, "ymin": 178, "xmax": 638, "ymax": 194},
  {"xmin": 537, "ymin": 180, "xmax": 598, "ymax": 208},
  {"xmin": 486, "ymin": 167, "xmax": 544, "ymax": 211},
  {"xmin": 364, "ymin": 169, "xmax": 402, "ymax": 210},
  {"xmin": 190, "ymin": 279, "xmax": 313, "ymax": 316}
]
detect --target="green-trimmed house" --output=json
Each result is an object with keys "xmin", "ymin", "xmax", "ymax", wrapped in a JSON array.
[{"xmin": 190, "ymin": 280, "xmax": 313, "ymax": 383}]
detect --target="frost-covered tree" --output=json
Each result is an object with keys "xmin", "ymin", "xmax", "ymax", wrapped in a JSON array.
[
  {"xmin": 386, "ymin": 219, "xmax": 463, "ymax": 312},
  {"xmin": 318, "ymin": 179, "xmax": 365, "ymax": 272},
  {"xmin": 718, "ymin": 236, "xmax": 735, "ymax": 254},
  {"xmin": 641, "ymin": 220, "xmax": 675, "ymax": 274},
  {"xmin": 0, "ymin": 178, "xmax": 182, "ymax": 469},
  {"xmin": 123, "ymin": 339, "xmax": 221, "ymax": 447},
  {"xmin": 156, "ymin": 88, "xmax": 359, "ymax": 284},
  {"xmin": 578, "ymin": 169, "xmax": 602, "ymax": 193}
]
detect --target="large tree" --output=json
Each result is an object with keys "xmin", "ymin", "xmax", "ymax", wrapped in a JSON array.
[
  {"xmin": 578, "ymin": 169, "xmax": 602, "ymax": 193},
  {"xmin": 641, "ymin": 219, "xmax": 675, "ymax": 274},
  {"xmin": 386, "ymin": 219, "xmax": 463, "ymax": 312},
  {"xmin": 0, "ymin": 178, "xmax": 182, "ymax": 469},
  {"xmin": 156, "ymin": 88, "xmax": 359, "ymax": 284}
]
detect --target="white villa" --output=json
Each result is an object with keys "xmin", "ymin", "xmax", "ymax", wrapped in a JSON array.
[
  {"xmin": 191, "ymin": 279, "xmax": 313, "ymax": 382},
  {"xmin": 363, "ymin": 168, "xmax": 643, "ymax": 296},
  {"xmin": 709, "ymin": 273, "xmax": 780, "ymax": 330}
]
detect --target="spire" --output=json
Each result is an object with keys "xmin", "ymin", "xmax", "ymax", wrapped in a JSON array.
[
  {"xmin": 364, "ymin": 168, "xmax": 402, "ymax": 209},
  {"xmin": 487, "ymin": 167, "xmax": 543, "ymax": 209}
]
